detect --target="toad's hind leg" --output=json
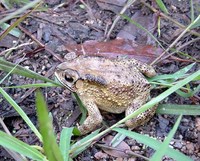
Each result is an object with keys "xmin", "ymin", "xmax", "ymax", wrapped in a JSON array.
[
  {"xmin": 78, "ymin": 98, "xmax": 103, "ymax": 135},
  {"xmin": 125, "ymin": 95, "xmax": 157, "ymax": 129}
]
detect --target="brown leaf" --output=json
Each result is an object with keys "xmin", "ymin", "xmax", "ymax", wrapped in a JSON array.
[
  {"xmin": 101, "ymin": 135, "xmax": 130, "ymax": 158},
  {"xmin": 117, "ymin": 10, "xmax": 157, "ymax": 45},
  {"xmin": 65, "ymin": 38, "xmax": 163, "ymax": 64}
]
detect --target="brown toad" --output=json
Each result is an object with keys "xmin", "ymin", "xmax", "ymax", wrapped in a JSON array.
[{"xmin": 55, "ymin": 56, "xmax": 156, "ymax": 135}]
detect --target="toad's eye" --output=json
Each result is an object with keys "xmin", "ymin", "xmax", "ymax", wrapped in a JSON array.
[{"xmin": 64, "ymin": 74, "xmax": 74, "ymax": 83}]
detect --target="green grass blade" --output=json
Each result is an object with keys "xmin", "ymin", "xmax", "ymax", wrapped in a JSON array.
[
  {"xmin": 149, "ymin": 63, "xmax": 196, "ymax": 82},
  {"xmin": 173, "ymin": 63, "xmax": 196, "ymax": 76},
  {"xmin": 0, "ymin": 8, "xmax": 32, "ymax": 41},
  {"xmin": 2, "ymin": 83, "xmax": 58, "ymax": 89},
  {"xmin": 148, "ymin": 74, "xmax": 186, "ymax": 82},
  {"xmin": 0, "ymin": 58, "xmax": 59, "ymax": 85},
  {"xmin": 114, "ymin": 128, "xmax": 192, "ymax": 161},
  {"xmin": 1, "ymin": 0, "xmax": 31, "ymax": 9},
  {"xmin": 190, "ymin": 15, "xmax": 200, "ymax": 29},
  {"xmin": 150, "ymin": 115, "xmax": 182, "ymax": 161},
  {"xmin": 0, "ymin": 23, "xmax": 21, "ymax": 38},
  {"xmin": 0, "ymin": 0, "xmax": 42, "ymax": 25},
  {"xmin": 156, "ymin": 0, "xmax": 169, "ymax": 14},
  {"xmin": 157, "ymin": 104, "xmax": 200, "ymax": 115},
  {"xmin": 173, "ymin": 63, "xmax": 196, "ymax": 77},
  {"xmin": 59, "ymin": 127, "xmax": 74, "ymax": 161},
  {"xmin": 73, "ymin": 93, "xmax": 87, "ymax": 124},
  {"xmin": 36, "ymin": 89, "xmax": 63, "ymax": 161},
  {"xmin": 70, "ymin": 129, "xmax": 101, "ymax": 158},
  {"xmin": 0, "ymin": 87, "xmax": 42, "ymax": 141},
  {"xmin": 0, "ymin": 58, "xmax": 21, "ymax": 84},
  {"xmin": 193, "ymin": 84, "xmax": 200, "ymax": 94},
  {"xmin": 190, "ymin": 0, "xmax": 194, "ymax": 22},
  {"xmin": 110, "ymin": 133, "xmax": 126, "ymax": 147},
  {"xmin": 0, "ymin": 131, "xmax": 45, "ymax": 161},
  {"xmin": 175, "ymin": 89, "xmax": 193, "ymax": 98}
]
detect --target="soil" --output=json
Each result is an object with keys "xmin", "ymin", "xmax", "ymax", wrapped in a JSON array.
[{"xmin": 0, "ymin": 0, "xmax": 200, "ymax": 160}]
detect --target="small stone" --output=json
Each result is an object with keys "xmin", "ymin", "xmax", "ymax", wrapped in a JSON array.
[
  {"xmin": 44, "ymin": 59, "xmax": 48, "ymax": 64},
  {"xmin": 42, "ymin": 71, "xmax": 46, "ymax": 75},
  {"xmin": 116, "ymin": 158, "xmax": 123, "ymax": 161},
  {"xmin": 195, "ymin": 117, "xmax": 200, "ymax": 131},
  {"xmin": 46, "ymin": 63, "xmax": 51, "ymax": 68},
  {"xmin": 174, "ymin": 141, "xmax": 183, "ymax": 149},
  {"xmin": 131, "ymin": 145, "xmax": 140, "ymax": 151},
  {"xmin": 186, "ymin": 142, "xmax": 194, "ymax": 154},
  {"xmin": 128, "ymin": 158, "xmax": 136, "ymax": 161}
]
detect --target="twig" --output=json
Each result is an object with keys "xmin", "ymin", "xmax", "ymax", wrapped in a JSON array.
[
  {"xmin": 18, "ymin": 25, "xmax": 44, "ymax": 47},
  {"xmin": 18, "ymin": 25, "xmax": 63, "ymax": 62},
  {"xmin": 0, "ymin": 118, "xmax": 12, "ymax": 135},
  {"xmin": 106, "ymin": 0, "xmax": 137, "ymax": 40},
  {"xmin": 141, "ymin": 0, "xmax": 200, "ymax": 37},
  {"xmin": 160, "ymin": 37, "xmax": 200, "ymax": 63},
  {"xmin": 96, "ymin": 143, "xmax": 149, "ymax": 160},
  {"xmin": 0, "ymin": 41, "xmax": 34, "ymax": 55},
  {"xmin": 151, "ymin": 15, "xmax": 200, "ymax": 65},
  {"xmin": 80, "ymin": 0, "xmax": 96, "ymax": 21}
]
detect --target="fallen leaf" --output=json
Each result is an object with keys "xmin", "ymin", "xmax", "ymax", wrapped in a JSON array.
[
  {"xmin": 101, "ymin": 135, "xmax": 130, "ymax": 158},
  {"xmin": 117, "ymin": 10, "xmax": 157, "ymax": 45},
  {"xmin": 65, "ymin": 38, "xmax": 163, "ymax": 64}
]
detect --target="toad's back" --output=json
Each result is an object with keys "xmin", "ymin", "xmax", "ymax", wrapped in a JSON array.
[{"xmin": 63, "ymin": 56, "xmax": 149, "ymax": 86}]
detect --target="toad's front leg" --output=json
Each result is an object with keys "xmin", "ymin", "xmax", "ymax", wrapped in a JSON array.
[{"xmin": 78, "ymin": 98, "xmax": 103, "ymax": 135}]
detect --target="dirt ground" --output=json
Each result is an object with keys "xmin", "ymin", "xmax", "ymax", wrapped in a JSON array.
[{"xmin": 0, "ymin": 0, "xmax": 200, "ymax": 160}]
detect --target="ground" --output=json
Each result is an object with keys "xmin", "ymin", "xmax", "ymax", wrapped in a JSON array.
[{"xmin": 0, "ymin": 0, "xmax": 200, "ymax": 160}]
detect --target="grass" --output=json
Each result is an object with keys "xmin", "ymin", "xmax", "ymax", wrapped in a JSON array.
[
  {"xmin": 0, "ymin": 58, "xmax": 199, "ymax": 161},
  {"xmin": 0, "ymin": 0, "xmax": 200, "ymax": 161}
]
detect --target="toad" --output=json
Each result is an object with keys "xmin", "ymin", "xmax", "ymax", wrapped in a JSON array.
[{"xmin": 55, "ymin": 56, "xmax": 157, "ymax": 135}]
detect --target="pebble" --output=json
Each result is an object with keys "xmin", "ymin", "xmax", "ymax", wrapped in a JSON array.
[
  {"xmin": 131, "ymin": 145, "xmax": 140, "ymax": 151},
  {"xmin": 173, "ymin": 141, "xmax": 183, "ymax": 149},
  {"xmin": 195, "ymin": 117, "xmax": 200, "ymax": 131},
  {"xmin": 186, "ymin": 142, "xmax": 194, "ymax": 154}
]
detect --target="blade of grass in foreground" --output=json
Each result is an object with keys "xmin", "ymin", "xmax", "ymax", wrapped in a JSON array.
[
  {"xmin": 150, "ymin": 115, "xmax": 182, "ymax": 161},
  {"xmin": 70, "ymin": 129, "xmax": 101, "ymax": 158},
  {"xmin": 155, "ymin": 0, "xmax": 169, "ymax": 14},
  {"xmin": 0, "ymin": 87, "xmax": 42, "ymax": 141},
  {"xmin": 114, "ymin": 127, "xmax": 192, "ymax": 161},
  {"xmin": 73, "ymin": 93, "xmax": 87, "ymax": 124},
  {"xmin": 0, "ymin": 4, "xmax": 34, "ymax": 41},
  {"xmin": 0, "ymin": 131, "xmax": 45, "ymax": 161},
  {"xmin": 157, "ymin": 104, "xmax": 200, "ymax": 115},
  {"xmin": 0, "ymin": 23, "xmax": 21, "ymax": 38},
  {"xmin": 59, "ymin": 127, "xmax": 74, "ymax": 161},
  {"xmin": 175, "ymin": 83, "xmax": 200, "ymax": 98},
  {"xmin": 2, "ymin": 83, "xmax": 58, "ymax": 89},
  {"xmin": 0, "ymin": 0, "xmax": 42, "ymax": 25},
  {"xmin": 0, "ymin": 58, "xmax": 59, "ymax": 85},
  {"xmin": 36, "ymin": 89, "xmax": 63, "ymax": 161},
  {"xmin": 149, "ymin": 63, "xmax": 196, "ymax": 82}
]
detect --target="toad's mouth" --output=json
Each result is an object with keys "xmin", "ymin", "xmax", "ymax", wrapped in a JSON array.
[{"xmin": 55, "ymin": 71, "xmax": 74, "ymax": 92}]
